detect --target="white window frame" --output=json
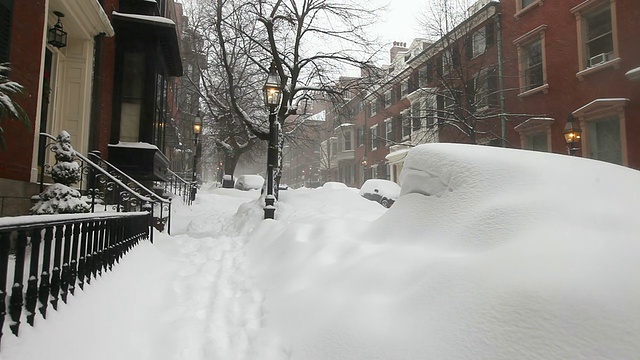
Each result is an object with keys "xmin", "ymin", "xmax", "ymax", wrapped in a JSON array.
[
  {"xmin": 370, "ymin": 101, "xmax": 377, "ymax": 117},
  {"xmin": 514, "ymin": 25, "xmax": 549, "ymax": 97},
  {"xmin": 571, "ymin": 0, "xmax": 620, "ymax": 79},
  {"xmin": 384, "ymin": 90, "xmax": 392, "ymax": 108},
  {"xmin": 472, "ymin": 28, "xmax": 486, "ymax": 58},
  {"xmin": 401, "ymin": 82, "xmax": 408, "ymax": 98},
  {"xmin": 515, "ymin": 0, "xmax": 543, "ymax": 18},
  {"xmin": 384, "ymin": 118, "xmax": 393, "ymax": 146},
  {"xmin": 401, "ymin": 111, "xmax": 411, "ymax": 139},
  {"xmin": 370, "ymin": 124, "xmax": 378, "ymax": 151}
]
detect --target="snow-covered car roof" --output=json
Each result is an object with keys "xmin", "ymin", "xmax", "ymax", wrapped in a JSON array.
[{"xmin": 359, "ymin": 179, "xmax": 401, "ymax": 199}]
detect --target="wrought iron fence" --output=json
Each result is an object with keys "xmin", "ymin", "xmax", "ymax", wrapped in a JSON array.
[
  {"xmin": 164, "ymin": 169, "xmax": 196, "ymax": 206},
  {"xmin": 0, "ymin": 212, "xmax": 150, "ymax": 348}
]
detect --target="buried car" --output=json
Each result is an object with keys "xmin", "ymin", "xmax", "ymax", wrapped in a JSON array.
[
  {"xmin": 235, "ymin": 174, "xmax": 265, "ymax": 191},
  {"xmin": 359, "ymin": 179, "xmax": 401, "ymax": 208}
]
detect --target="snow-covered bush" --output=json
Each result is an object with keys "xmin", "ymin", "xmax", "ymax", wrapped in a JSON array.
[{"xmin": 31, "ymin": 131, "xmax": 89, "ymax": 214}]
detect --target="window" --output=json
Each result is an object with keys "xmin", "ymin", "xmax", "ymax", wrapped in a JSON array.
[
  {"xmin": 370, "ymin": 125, "xmax": 378, "ymax": 151},
  {"xmin": 523, "ymin": 40, "xmax": 543, "ymax": 90},
  {"xmin": 585, "ymin": 6, "xmax": 613, "ymax": 66},
  {"xmin": 526, "ymin": 133, "xmax": 548, "ymax": 152},
  {"xmin": 474, "ymin": 71, "xmax": 489, "ymax": 110},
  {"xmin": 425, "ymin": 96, "xmax": 437, "ymax": 127},
  {"xmin": 371, "ymin": 164, "xmax": 378, "ymax": 179},
  {"xmin": 472, "ymin": 28, "xmax": 486, "ymax": 57},
  {"xmin": 514, "ymin": 25, "xmax": 547, "ymax": 95},
  {"xmin": 384, "ymin": 119, "xmax": 393, "ymax": 146},
  {"xmin": 572, "ymin": 0, "xmax": 619, "ymax": 76},
  {"xmin": 400, "ymin": 82, "xmax": 408, "ymax": 98},
  {"xmin": 587, "ymin": 117, "xmax": 621, "ymax": 165},
  {"xmin": 357, "ymin": 126, "xmax": 364, "ymax": 147},
  {"xmin": 331, "ymin": 140, "xmax": 338, "ymax": 157},
  {"xmin": 343, "ymin": 129, "xmax": 353, "ymax": 151},
  {"xmin": 384, "ymin": 91, "xmax": 392, "ymax": 107},
  {"xmin": 516, "ymin": 0, "xmax": 542, "ymax": 16},
  {"xmin": 370, "ymin": 101, "xmax": 377, "ymax": 117},
  {"xmin": 412, "ymin": 101, "xmax": 422, "ymax": 130},
  {"xmin": 522, "ymin": 0, "xmax": 536, "ymax": 8},
  {"xmin": 401, "ymin": 112, "xmax": 411, "ymax": 139}
]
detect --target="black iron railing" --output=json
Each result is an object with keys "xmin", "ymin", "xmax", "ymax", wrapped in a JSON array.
[
  {"xmin": 38, "ymin": 133, "xmax": 172, "ymax": 235},
  {"xmin": 165, "ymin": 169, "xmax": 196, "ymax": 206},
  {"xmin": 0, "ymin": 212, "xmax": 150, "ymax": 348}
]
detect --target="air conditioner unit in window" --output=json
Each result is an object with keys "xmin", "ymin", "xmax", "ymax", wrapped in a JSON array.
[{"xmin": 589, "ymin": 52, "xmax": 612, "ymax": 67}]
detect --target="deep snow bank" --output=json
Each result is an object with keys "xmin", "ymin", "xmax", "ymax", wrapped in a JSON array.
[{"xmin": 247, "ymin": 144, "xmax": 640, "ymax": 359}]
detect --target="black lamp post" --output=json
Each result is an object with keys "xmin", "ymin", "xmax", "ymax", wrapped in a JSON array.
[
  {"xmin": 263, "ymin": 62, "xmax": 283, "ymax": 219},
  {"xmin": 191, "ymin": 112, "xmax": 202, "ymax": 201},
  {"xmin": 563, "ymin": 113, "xmax": 582, "ymax": 156},
  {"xmin": 48, "ymin": 11, "xmax": 68, "ymax": 48}
]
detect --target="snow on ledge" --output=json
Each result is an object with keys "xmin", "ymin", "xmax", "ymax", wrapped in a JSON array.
[{"xmin": 109, "ymin": 141, "xmax": 160, "ymax": 151}]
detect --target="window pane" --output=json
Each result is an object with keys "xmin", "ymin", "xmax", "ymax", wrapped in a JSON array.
[
  {"xmin": 526, "ymin": 133, "xmax": 548, "ymax": 152},
  {"xmin": 522, "ymin": 0, "xmax": 535, "ymax": 7},
  {"xmin": 587, "ymin": 118, "xmax": 621, "ymax": 165},
  {"xmin": 524, "ymin": 40, "xmax": 543, "ymax": 90}
]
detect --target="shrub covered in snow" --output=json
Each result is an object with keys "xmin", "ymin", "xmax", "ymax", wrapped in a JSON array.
[{"xmin": 31, "ymin": 131, "xmax": 89, "ymax": 214}]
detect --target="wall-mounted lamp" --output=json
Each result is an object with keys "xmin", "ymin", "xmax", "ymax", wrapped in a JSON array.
[
  {"xmin": 563, "ymin": 113, "xmax": 582, "ymax": 156},
  {"xmin": 48, "ymin": 11, "xmax": 67, "ymax": 48}
]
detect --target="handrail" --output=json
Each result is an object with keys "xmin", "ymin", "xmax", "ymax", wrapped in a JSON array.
[
  {"xmin": 92, "ymin": 154, "xmax": 171, "ymax": 205},
  {"xmin": 166, "ymin": 168, "xmax": 196, "ymax": 205},
  {"xmin": 40, "ymin": 133, "xmax": 152, "ymax": 204},
  {"xmin": 38, "ymin": 132, "xmax": 171, "ymax": 235}
]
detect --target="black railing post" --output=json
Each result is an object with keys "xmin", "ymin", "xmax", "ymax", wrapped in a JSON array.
[
  {"xmin": 0, "ymin": 232, "xmax": 10, "ymax": 347},
  {"xmin": 9, "ymin": 231, "xmax": 27, "ymax": 336},
  {"xmin": 50, "ymin": 225, "xmax": 64, "ymax": 310},
  {"xmin": 60, "ymin": 224, "xmax": 73, "ymax": 303},
  {"xmin": 78, "ymin": 221, "xmax": 89, "ymax": 290},
  {"xmin": 70, "ymin": 223, "xmax": 80, "ymax": 295},
  {"xmin": 26, "ymin": 228, "xmax": 42, "ymax": 326},
  {"xmin": 38, "ymin": 226, "xmax": 53, "ymax": 318}
]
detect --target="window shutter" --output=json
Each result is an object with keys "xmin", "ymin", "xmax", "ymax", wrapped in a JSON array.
[
  {"xmin": 486, "ymin": 22, "xmax": 495, "ymax": 47},
  {"xmin": 465, "ymin": 78, "xmax": 475, "ymax": 112},
  {"xmin": 465, "ymin": 36, "xmax": 473, "ymax": 60},
  {"xmin": 427, "ymin": 62, "xmax": 434, "ymax": 82},
  {"xmin": 436, "ymin": 57, "xmax": 443, "ymax": 76},
  {"xmin": 488, "ymin": 67, "xmax": 498, "ymax": 106},
  {"xmin": 452, "ymin": 45, "xmax": 461, "ymax": 67},
  {"xmin": 409, "ymin": 72, "xmax": 417, "ymax": 93},
  {"xmin": 0, "ymin": 0, "xmax": 13, "ymax": 63}
]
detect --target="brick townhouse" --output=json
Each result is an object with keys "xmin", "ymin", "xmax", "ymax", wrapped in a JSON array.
[
  {"xmin": 502, "ymin": 0, "xmax": 640, "ymax": 168},
  {"xmin": 0, "ymin": 0, "xmax": 186, "ymax": 216}
]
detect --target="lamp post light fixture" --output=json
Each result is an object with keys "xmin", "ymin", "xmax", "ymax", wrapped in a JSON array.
[
  {"xmin": 48, "ymin": 11, "xmax": 68, "ymax": 48},
  {"xmin": 263, "ymin": 62, "xmax": 283, "ymax": 219},
  {"xmin": 563, "ymin": 113, "xmax": 582, "ymax": 156},
  {"xmin": 191, "ymin": 112, "xmax": 202, "ymax": 202}
]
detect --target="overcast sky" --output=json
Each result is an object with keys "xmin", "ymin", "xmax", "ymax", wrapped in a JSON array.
[{"xmin": 372, "ymin": 1, "xmax": 427, "ymax": 47}]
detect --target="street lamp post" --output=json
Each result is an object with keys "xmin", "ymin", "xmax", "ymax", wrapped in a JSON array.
[
  {"xmin": 563, "ymin": 113, "xmax": 582, "ymax": 156},
  {"xmin": 191, "ymin": 112, "xmax": 202, "ymax": 201},
  {"xmin": 263, "ymin": 62, "xmax": 283, "ymax": 219}
]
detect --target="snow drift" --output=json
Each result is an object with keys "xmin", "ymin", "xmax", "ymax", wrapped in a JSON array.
[{"xmin": 246, "ymin": 143, "xmax": 640, "ymax": 359}]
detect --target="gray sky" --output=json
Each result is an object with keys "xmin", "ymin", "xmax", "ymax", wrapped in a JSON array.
[{"xmin": 373, "ymin": 1, "xmax": 427, "ymax": 46}]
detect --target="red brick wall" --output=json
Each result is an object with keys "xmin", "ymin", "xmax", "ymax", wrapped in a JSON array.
[
  {"xmin": 501, "ymin": 0, "xmax": 640, "ymax": 168},
  {"xmin": 0, "ymin": 1, "xmax": 46, "ymax": 181}
]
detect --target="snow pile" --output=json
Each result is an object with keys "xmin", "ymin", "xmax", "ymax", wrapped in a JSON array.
[
  {"xmin": 245, "ymin": 143, "xmax": 640, "ymax": 359},
  {"xmin": 359, "ymin": 178, "xmax": 401, "ymax": 199},
  {"xmin": 2, "ymin": 143, "xmax": 639, "ymax": 360}
]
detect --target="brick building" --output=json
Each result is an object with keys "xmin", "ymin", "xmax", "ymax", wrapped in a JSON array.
[
  {"xmin": 0, "ymin": 0, "xmax": 185, "ymax": 216},
  {"xmin": 502, "ymin": 0, "xmax": 640, "ymax": 168}
]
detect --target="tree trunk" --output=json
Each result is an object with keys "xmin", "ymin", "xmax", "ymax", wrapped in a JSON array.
[{"xmin": 222, "ymin": 152, "xmax": 241, "ymax": 188}]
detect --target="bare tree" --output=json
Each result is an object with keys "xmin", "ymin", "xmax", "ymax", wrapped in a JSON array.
[{"xmin": 408, "ymin": 0, "xmax": 536, "ymax": 145}]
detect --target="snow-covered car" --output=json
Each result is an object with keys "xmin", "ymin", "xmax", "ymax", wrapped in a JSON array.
[
  {"xmin": 359, "ymin": 179, "xmax": 401, "ymax": 208},
  {"xmin": 234, "ymin": 175, "xmax": 264, "ymax": 191}
]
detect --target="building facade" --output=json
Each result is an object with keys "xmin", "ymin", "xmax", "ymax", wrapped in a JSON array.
[
  {"xmin": 0, "ymin": 0, "xmax": 185, "ymax": 216},
  {"xmin": 502, "ymin": 0, "xmax": 640, "ymax": 169}
]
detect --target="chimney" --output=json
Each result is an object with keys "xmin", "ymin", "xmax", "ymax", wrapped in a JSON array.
[{"xmin": 389, "ymin": 41, "xmax": 408, "ymax": 63}]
